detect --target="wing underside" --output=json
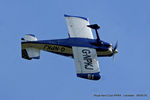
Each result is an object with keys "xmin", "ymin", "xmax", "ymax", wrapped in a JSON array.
[
  {"xmin": 73, "ymin": 47, "xmax": 100, "ymax": 80},
  {"xmin": 65, "ymin": 14, "xmax": 94, "ymax": 39},
  {"xmin": 65, "ymin": 15, "xmax": 101, "ymax": 80}
]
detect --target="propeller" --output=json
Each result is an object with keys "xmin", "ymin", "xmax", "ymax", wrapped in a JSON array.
[{"xmin": 112, "ymin": 41, "xmax": 118, "ymax": 60}]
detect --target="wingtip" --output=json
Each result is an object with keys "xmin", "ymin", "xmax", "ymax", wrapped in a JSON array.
[
  {"xmin": 64, "ymin": 14, "xmax": 88, "ymax": 21},
  {"xmin": 77, "ymin": 72, "xmax": 101, "ymax": 80}
]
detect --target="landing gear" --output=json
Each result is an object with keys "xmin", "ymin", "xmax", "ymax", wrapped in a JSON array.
[{"xmin": 87, "ymin": 24, "xmax": 101, "ymax": 42}]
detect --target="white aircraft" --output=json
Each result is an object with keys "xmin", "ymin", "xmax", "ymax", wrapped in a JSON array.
[{"xmin": 21, "ymin": 14, "xmax": 118, "ymax": 80}]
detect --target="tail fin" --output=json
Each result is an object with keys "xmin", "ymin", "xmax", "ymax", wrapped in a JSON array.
[{"xmin": 21, "ymin": 34, "xmax": 40, "ymax": 60}]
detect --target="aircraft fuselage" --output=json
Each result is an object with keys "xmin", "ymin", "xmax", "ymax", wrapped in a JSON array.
[{"xmin": 22, "ymin": 38, "xmax": 115, "ymax": 57}]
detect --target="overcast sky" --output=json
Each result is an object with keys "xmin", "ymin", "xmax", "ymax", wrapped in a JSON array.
[{"xmin": 0, "ymin": 0, "xmax": 150, "ymax": 100}]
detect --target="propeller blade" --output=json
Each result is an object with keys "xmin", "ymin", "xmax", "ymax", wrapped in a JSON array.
[
  {"xmin": 112, "ymin": 41, "xmax": 118, "ymax": 53},
  {"xmin": 112, "ymin": 41, "xmax": 118, "ymax": 61}
]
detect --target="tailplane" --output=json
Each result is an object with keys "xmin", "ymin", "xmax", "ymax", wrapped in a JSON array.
[{"xmin": 21, "ymin": 34, "xmax": 40, "ymax": 60}]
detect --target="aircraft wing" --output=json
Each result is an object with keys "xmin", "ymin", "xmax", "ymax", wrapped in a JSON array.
[
  {"xmin": 65, "ymin": 15, "xmax": 101, "ymax": 80},
  {"xmin": 64, "ymin": 14, "xmax": 94, "ymax": 39},
  {"xmin": 72, "ymin": 47, "xmax": 100, "ymax": 80}
]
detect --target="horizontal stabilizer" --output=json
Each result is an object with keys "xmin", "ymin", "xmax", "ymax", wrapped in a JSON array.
[{"xmin": 21, "ymin": 34, "xmax": 40, "ymax": 60}]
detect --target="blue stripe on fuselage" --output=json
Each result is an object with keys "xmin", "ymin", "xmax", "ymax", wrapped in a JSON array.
[{"xmin": 22, "ymin": 38, "xmax": 110, "ymax": 52}]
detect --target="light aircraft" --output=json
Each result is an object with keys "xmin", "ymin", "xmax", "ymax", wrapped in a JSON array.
[{"xmin": 21, "ymin": 14, "xmax": 118, "ymax": 80}]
